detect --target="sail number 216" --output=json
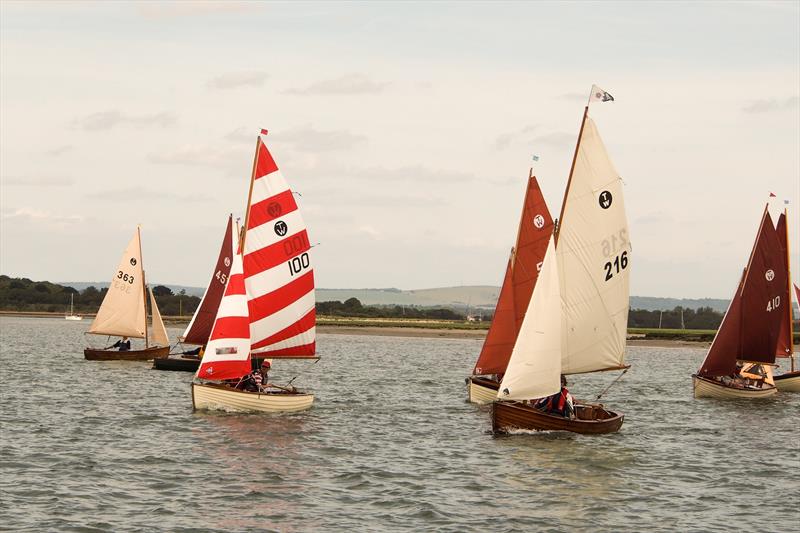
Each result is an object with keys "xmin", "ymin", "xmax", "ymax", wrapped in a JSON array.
[
  {"xmin": 603, "ymin": 251, "xmax": 628, "ymax": 282},
  {"xmin": 766, "ymin": 296, "xmax": 780, "ymax": 312}
]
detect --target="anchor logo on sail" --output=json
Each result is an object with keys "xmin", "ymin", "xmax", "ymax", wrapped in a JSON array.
[
  {"xmin": 274, "ymin": 221, "xmax": 288, "ymax": 236},
  {"xmin": 598, "ymin": 191, "xmax": 613, "ymax": 209},
  {"xmin": 765, "ymin": 269, "xmax": 775, "ymax": 281},
  {"xmin": 130, "ymin": 258, "xmax": 137, "ymax": 266},
  {"xmin": 267, "ymin": 202, "xmax": 282, "ymax": 217},
  {"xmin": 224, "ymin": 257, "xmax": 231, "ymax": 267},
  {"xmin": 533, "ymin": 214, "xmax": 545, "ymax": 229}
]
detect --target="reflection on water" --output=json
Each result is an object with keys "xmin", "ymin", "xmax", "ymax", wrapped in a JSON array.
[{"xmin": 1, "ymin": 317, "xmax": 798, "ymax": 532}]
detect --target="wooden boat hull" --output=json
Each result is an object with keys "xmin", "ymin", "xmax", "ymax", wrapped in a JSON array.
[
  {"xmin": 152, "ymin": 356, "xmax": 200, "ymax": 372},
  {"xmin": 692, "ymin": 375, "xmax": 777, "ymax": 399},
  {"xmin": 467, "ymin": 376, "xmax": 499, "ymax": 404},
  {"xmin": 192, "ymin": 382, "xmax": 314, "ymax": 413},
  {"xmin": 492, "ymin": 400, "xmax": 623, "ymax": 435},
  {"xmin": 84, "ymin": 345, "xmax": 170, "ymax": 361},
  {"xmin": 774, "ymin": 371, "xmax": 800, "ymax": 392}
]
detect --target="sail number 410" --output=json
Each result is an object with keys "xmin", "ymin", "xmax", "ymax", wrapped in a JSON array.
[
  {"xmin": 604, "ymin": 251, "xmax": 628, "ymax": 282},
  {"xmin": 767, "ymin": 296, "xmax": 780, "ymax": 312}
]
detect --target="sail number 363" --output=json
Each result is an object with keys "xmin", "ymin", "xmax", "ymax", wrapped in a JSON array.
[
  {"xmin": 766, "ymin": 296, "xmax": 780, "ymax": 312},
  {"xmin": 117, "ymin": 271, "xmax": 135, "ymax": 284},
  {"xmin": 603, "ymin": 251, "xmax": 628, "ymax": 282}
]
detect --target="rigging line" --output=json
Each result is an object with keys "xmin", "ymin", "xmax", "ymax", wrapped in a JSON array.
[
  {"xmin": 286, "ymin": 357, "xmax": 321, "ymax": 386},
  {"xmin": 594, "ymin": 367, "xmax": 629, "ymax": 401}
]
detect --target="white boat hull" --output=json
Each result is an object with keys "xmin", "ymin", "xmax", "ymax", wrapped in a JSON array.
[
  {"xmin": 65, "ymin": 316, "xmax": 82, "ymax": 321},
  {"xmin": 192, "ymin": 383, "xmax": 314, "ymax": 413},
  {"xmin": 692, "ymin": 375, "xmax": 777, "ymax": 399},
  {"xmin": 775, "ymin": 372, "xmax": 800, "ymax": 392},
  {"xmin": 467, "ymin": 377, "xmax": 498, "ymax": 405}
]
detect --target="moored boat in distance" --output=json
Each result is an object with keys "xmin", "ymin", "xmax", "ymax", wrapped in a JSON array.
[
  {"xmin": 65, "ymin": 293, "xmax": 82, "ymax": 321},
  {"xmin": 492, "ymin": 85, "xmax": 632, "ymax": 435},
  {"xmin": 692, "ymin": 201, "xmax": 787, "ymax": 399},
  {"xmin": 84, "ymin": 227, "xmax": 170, "ymax": 361},
  {"xmin": 192, "ymin": 129, "xmax": 318, "ymax": 413},
  {"xmin": 467, "ymin": 171, "xmax": 553, "ymax": 404}
]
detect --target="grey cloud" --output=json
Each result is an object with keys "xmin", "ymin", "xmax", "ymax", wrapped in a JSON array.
[
  {"xmin": 207, "ymin": 71, "xmax": 268, "ymax": 90},
  {"xmin": 72, "ymin": 111, "xmax": 177, "ymax": 131},
  {"xmin": 560, "ymin": 92, "xmax": 586, "ymax": 102},
  {"xmin": 137, "ymin": 1, "xmax": 261, "ymax": 20},
  {"xmin": 86, "ymin": 187, "xmax": 212, "ymax": 203},
  {"xmin": 742, "ymin": 96, "xmax": 799, "ymax": 113},
  {"xmin": 532, "ymin": 131, "xmax": 575, "ymax": 148},
  {"xmin": 284, "ymin": 74, "xmax": 388, "ymax": 95},
  {"xmin": 45, "ymin": 145, "xmax": 73, "ymax": 156},
  {"xmin": 2, "ymin": 176, "xmax": 74, "ymax": 187},
  {"xmin": 1, "ymin": 207, "xmax": 84, "ymax": 225},
  {"xmin": 494, "ymin": 125, "xmax": 538, "ymax": 150},
  {"xmin": 148, "ymin": 144, "xmax": 247, "ymax": 167},
  {"xmin": 273, "ymin": 125, "xmax": 367, "ymax": 152}
]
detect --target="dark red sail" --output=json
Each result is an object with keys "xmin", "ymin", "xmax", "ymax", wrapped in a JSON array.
[
  {"xmin": 774, "ymin": 213, "xmax": 792, "ymax": 358},
  {"xmin": 473, "ymin": 174, "xmax": 553, "ymax": 376},
  {"xmin": 698, "ymin": 207, "xmax": 788, "ymax": 376},
  {"xmin": 182, "ymin": 215, "xmax": 234, "ymax": 345}
]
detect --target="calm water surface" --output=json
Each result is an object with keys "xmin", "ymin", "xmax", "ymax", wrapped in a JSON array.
[{"xmin": 1, "ymin": 316, "xmax": 798, "ymax": 532}]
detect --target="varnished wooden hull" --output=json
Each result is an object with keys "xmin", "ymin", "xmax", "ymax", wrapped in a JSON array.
[
  {"xmin": 152, "ymin": 356, "xmax": 200, "ymax": 372},
  {"xmin": 467, "ymin": 376, "xmax": 499, "ymax": 404},
  {"xmin": 192, "ymin": 382, "xmax": 314, "ymax": 413},
  {"xmin": 492, "ymin": 400, "xmax": 624, "ymax": 435},
  {"xmin": 692, "ymin": 375, "xmax": 777, "ymax": 399},
  {"xmin": 774, "ymin": 371, "xmax": 800, "ymax": 392},
  {"xmin": 84, "ymin": 345, "xmax": 170, "ymax": 361}
]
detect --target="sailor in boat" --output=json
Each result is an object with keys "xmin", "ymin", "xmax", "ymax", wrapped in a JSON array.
[
  {"xmin": 533, "ymin": 375, "xmax": 575, "ymax": 419},
  {"xmin": 717, "ymin": 362, "xmax": 768, "ymax": 390},
  {"xmin": 111, "ymin": 337, "xmax": 131, "ymax": 352},
  {"xmin": 181, "ymin": 346, "xmax": 204, "ymax": 360}
]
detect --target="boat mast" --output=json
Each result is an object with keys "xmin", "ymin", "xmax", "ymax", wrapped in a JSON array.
[
  {"xmin": 783, "ymin": 207, "xmax": 795, "ymax": 371},
  {"xmin": 240, "ymin": 134, "xmax": 262, "ymax": 253},
  {"xmin": 554, "ymin": 103, "xmax": 589, "ymax": 246},
  {"xmin": 139, "ymin": 225, "xmax": 149, "ymax": 348}
]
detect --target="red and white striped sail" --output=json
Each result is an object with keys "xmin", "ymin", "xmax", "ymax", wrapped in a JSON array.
[
  {"xmin": 242, "ymin": 131, "xmax": 316, "ymax": 357},
  {"xmin": 195, "ymin": 252, "xmax": 252, "ymax": 381}
]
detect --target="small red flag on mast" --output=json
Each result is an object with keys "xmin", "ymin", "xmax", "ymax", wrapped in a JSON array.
[
  {"xmin": 769, "ymin": 192, "xmax": 777, "ymax": 197},
  {"xmin": 260, "ymin": 129, "xmax": 269, "ymax": 136}
]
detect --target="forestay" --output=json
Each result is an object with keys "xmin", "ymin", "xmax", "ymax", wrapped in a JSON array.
[
  {"xmin": 557, "ymin": 116, "xmax": 631, "ymax": 375},
  {"xmin": 498, "ymin": 237, "xmax": 562, "ymax": 400},
  {"xmin": 88, "ymin": 229, "xmax": 146, "ymax": 338},
  {"xmin": 195, "ymin": 252, "xmax": 252, "ymax": 381},
  {"xmin": 243, "ymin": 132, "xmax": 316, "ymax": 357}
]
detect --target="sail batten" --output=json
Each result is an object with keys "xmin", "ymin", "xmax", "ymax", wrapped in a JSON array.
[{"xmin": 87, "ymin": 230, "xmax": 147, "ymax": 338}]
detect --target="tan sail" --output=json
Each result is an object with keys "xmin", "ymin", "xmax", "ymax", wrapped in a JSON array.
[
  {"xmin": 149, "ymin": 287, "xmax": 170, "ymax": 347},
  {"xmin": 557, "ymin": 116, "xmax": 630, "ymax": 375},
  {"xmin": 88, "ymin": 230, "xmax": 146, "ymax": 338}
]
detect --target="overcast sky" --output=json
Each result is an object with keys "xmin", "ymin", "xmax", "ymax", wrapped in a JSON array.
[{"xmin": 1, "ymin": 1, "xmax": 798, "ymax": 299}]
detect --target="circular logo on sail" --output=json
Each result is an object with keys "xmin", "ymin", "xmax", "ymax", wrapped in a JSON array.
[
  {"xmin": 765, "ymin": 269, "xmax": 775, "ymax": 281},
  {"xmin": 598, "ymin": 191, "xmax": 613, "ymax": 209},
  {"xmin": 130, "ymin": 258, "xmax": 137, "ymax": 266},
  {"xmin": 274, "ymin": 221, "xmax": 288, "ymax": 236},
  {"xmin": 533, "ymin": 214, "xmax": 545, "ymax": 229},
  {"xmin": 267, "ymin": 202, "xmax": 282, "ymax": 217},
  {"xmin": 224, "ymin": 257, "xmax": 231, "ymax": 267}
]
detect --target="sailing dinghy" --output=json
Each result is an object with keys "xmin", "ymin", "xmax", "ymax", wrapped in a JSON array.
[
  {"xmin": 153, "ymin": 215, "xmax": 234, "ymax": 372},
  {"xmin": 65, "ymin": 293, "xmax": 82, "ymax": 321},
  {"xmin": 492, "ymin": 86, "xmax": 631, "ymax": 434},
  {"xmin": 192, "ymin": 130, "xmax": 317, "ymax": 413},
  {"xmin": 467, "ymin": 172, "xmax": 553, "ymax": 403},
  {"xmin": 692, "ymin": 204, "xmax": 786, "ymax": 399},
  {"xmin": 772, "ymin": 212, "xmax": 799, "ymax": 392},
  {"xmin": 84, "ymin": 227, "xmax": 170, "ymax": 361}
]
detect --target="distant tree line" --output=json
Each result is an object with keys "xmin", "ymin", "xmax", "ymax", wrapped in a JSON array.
[
  {"xmin": 627, "ymin": 306, "xmax": 723, "ymax": 330},
  {"xmin": 316, "ymin": 297, "xmax": 464, "ymax": 320},
  {"xmin": 0, "ymin": 275, "xmax": 200, "ymax": 316}
]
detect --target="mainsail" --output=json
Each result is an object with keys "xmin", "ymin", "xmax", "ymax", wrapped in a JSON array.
[
  {"xmin": 87, "ymin": 229, "xmax": 147, "ymax": 338},
  {"xmin": 242, "ymin": 131, "xmax": 316, "ymax": 357},
  {"xmin": 473, "ymin": 174, "xmax": 553, "ymax": 376},
  {"xmin": 149, "ymin": 287, "xmax": 170, "ymax": 347},
  {"xmin": 775, "ymin": 212, "xmax": 793, "ymax": 358},
  {"xmin": 557, "ymin": 114, "xmax": 631, "ymax": 375},
  {"xmin": 181, "ymin": 215, "xmax": 234, "ymax": 345},
  {"xmin": 195, "ymin": 251, "xmax": 252, "ymax": 380},
  {"xmin": 498, "ymin": 237, "xmax": 562, "ymax": 400},
  {"xmin": 698, "ymin": 207, "xmax": 788, "ymax": 376}
]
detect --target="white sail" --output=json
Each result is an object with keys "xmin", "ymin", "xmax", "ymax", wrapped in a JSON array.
[
  {"xmin": 557, "ymin": 116, "xmax": 630, "ymax": 375},
  {"xmin": 498, "ymin": 237, "xmax": 562, "ymax": 400},
  {"xmin": 88, "ymin": 229, "xmax": 146, "ymax": 338},
  {"xmin": 149, "ymin": 287, "xmax": 170, "ymax": 347}
]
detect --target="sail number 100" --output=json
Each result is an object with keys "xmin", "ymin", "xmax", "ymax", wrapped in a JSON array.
[
  {"xmin": 288, "ymin": 252, "xmax": 311, "ymax": 276},
  {"xmin": 603, "ymin": 251, "xmax": 628, "ymax": 282}
]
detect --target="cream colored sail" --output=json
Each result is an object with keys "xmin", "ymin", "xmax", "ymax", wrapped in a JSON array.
[
  {"xmin": 88, "ymin": 230, "xmax": 147, "ymax": 338},
  {"xmin": 558, "ymin": 116, "xmax": 630, "ymax": 375},
  {"xmin": 149, "ymin": 287, "xmax": 170, "ymax": 347},
  {"xmin": 497, "ymin": 237, "xmax": 562, "ymax": 400}
]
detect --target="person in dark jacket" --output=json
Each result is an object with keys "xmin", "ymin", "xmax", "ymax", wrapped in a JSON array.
[{"xmin": 112, "ymin": 337, "xmax": 131, "ymax": 351}]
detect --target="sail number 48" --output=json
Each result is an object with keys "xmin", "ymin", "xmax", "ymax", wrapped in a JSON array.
[
  {"xmin": 604, "ymin": 251, "xmax": 628, "ymax": 281},
  {"xmin": 767, "ymin": 296, "xmax": 780, "ymax": 312}
]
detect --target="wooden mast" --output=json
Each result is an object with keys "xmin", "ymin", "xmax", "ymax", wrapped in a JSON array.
[
  {"xmin": 138, "ymin": 225, "xmax": 149, "ymax": 348},
  {"xmin": 240, "ymin": 134, "xmax": 262, "ymax": 253},
  {"xmin": 554, "ymin": 104, "xmax": 589, "ymax": 246},
  {"xmin": 783, "ymin": 207, "xmax": 795, "ymax": 371}
]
